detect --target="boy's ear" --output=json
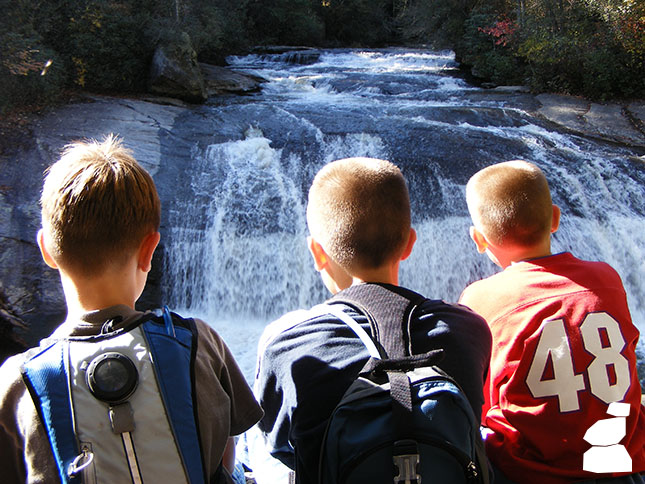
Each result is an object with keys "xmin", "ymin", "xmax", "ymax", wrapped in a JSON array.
[
  {"xmin": 400, "ymin": 228, "xmax": 417, "ymax": 261},
  {"xmin": 37, "ymin": 229, "xmax": 58, "ymax": 269},
  {"xmin": 469, "ymin": 226, "xmax": 488, "ymax": 254},
  {"xmin": 551, "ymin": 205, "xmax": 561, "ymax": 234},
  {"xmin": 138, "ymin": 231, "xmax": 161, "ymax": 273},
  {"xmin": 307, "ymin": 236, "xmax": 329, "ymax": 271}
]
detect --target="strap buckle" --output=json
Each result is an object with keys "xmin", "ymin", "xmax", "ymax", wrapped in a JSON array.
[{"xmin": 393, "ymin": 439, "xmax": 421, "ymax": 484}]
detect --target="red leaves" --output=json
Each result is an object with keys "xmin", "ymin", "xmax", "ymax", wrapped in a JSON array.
[{"xmin": 479, "ymin": 17, "xmax": 518, "ymax": 46}]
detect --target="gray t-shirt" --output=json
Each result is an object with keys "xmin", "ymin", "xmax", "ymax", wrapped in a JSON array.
[{"xmin": 0, "ymin": 305, "xmax": 263, "ymax": 483}]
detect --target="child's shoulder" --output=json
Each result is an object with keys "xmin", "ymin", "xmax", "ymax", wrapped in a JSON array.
[
  {"xmin": 259, "ymin": 307, "xmax": 331, "ymax": 355},
  {"xmin": 461, "ymin": 268, "xmax": 509, "ymax": 298},
  {"xmin": 543, "ymin": 252, "xmax": 625, "ymax": 290}
]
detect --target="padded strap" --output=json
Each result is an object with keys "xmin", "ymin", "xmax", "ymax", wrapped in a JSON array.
[
  {"xmin": 329, "ymin": 283, "xmax": 426, "ymax": 359},
  {"xmin": 323, "ymin": 304, "xmax": 382, "ymax": 359},
  {"xmin": 388, "ymin": 370, "xmax": 414, "ymax": 445},
  {"xmin": 388, "ymin": 371, "xmax": 413, "ymax": 413},
  {"xmin": 22, "ymin": 341, "xmax": 79, "ymax": 484},
  {"xmin": 142, "ymin": 313, "xmax": 205, "ymax": 484},
  {"xmin": 329, "ymin": 284, "xmax": 427, "ymax": 448}
]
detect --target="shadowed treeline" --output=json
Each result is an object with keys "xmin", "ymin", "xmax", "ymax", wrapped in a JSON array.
[{"xmin": 2, "ymin": 0, "xmax": 644, "ymax": 116}]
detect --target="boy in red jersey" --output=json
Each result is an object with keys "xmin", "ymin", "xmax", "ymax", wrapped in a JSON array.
[{"xmin": 459, "ymin": 160, "xmax": 644, "ymax": 484}]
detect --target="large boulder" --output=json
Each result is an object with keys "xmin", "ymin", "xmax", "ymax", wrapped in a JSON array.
[
  {"xmin": 149, "ymin": 32, "xmax": 207, "ymax": 103},
  {"xmin": 200, "ymin": 63, "xmax": 265, "ymax": 96}
]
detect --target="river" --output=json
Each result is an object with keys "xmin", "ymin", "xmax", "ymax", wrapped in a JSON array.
[{"xmin": 158, "ymin": 48, "xmax": 644, "ymax": 381}]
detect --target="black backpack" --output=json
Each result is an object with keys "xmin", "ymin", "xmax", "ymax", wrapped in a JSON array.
[{"xmin": 318, "ymin": 283, "xmax": 490, "ymax": 484}]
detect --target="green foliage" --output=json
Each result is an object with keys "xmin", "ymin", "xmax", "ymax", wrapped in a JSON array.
[
  {"xmin": 394, "ymin": 0, "xmax": 468, "ymax": 48},
  {"xmin": 61, "ymin": 2, "xmax": 154, "ymax": 92},
  {"xmin": 0, "ymin": 40, "xmax": 65, "ymax": 114},
  {"xmin": 317, "ymin": 0, "xmax": 392, "ymax": 46},
  {"xmin": 0, "ymin": 1, "xmax": 67, "ymax": 113},
  {"xmin": 581, "ymin": 41, "xmax": 645, "ymax": 99},
  {"xmin": 512, "ymin": 6, "xmax": 645, "ymax": 99},
  {"xmin": 178, "ymin": 0, "xmax": 251, "ymax": 63},
  {"xmin": 1, "ymin": 0, "xmax": 256, "ymax": 110},
  {"xmin": 480, "ymin": 51, "xmax": 525, "ymax": 85},
  {"xmin": 458, "ymin": 7, "xmax": 502, "ymax": 62},
  {"xmin": 247, "ymin": 0, "xmax": 325, "ymax": 46},
  {"xmin": 454, "ymin": 0, "xmax": 645, "ymax": 99},
  {"xmin": 2, "ymin": 0, "xmax": 643, "ymax": 109},
  {"xmin": 456, "ymin": 6, "xmax": 526, "ymax": 85}
]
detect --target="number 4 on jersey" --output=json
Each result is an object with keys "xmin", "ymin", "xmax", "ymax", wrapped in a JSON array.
[{"xmin": 526, "ymin": 312, "xmax": 630, "ymax": 413}]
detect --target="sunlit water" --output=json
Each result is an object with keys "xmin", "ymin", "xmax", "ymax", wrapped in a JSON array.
[{"xmin": 161, "ymin": 48, "xmax": 645, "ymax": 382}]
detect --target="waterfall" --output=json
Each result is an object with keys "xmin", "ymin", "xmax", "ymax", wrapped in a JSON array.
[{"xmin": 162, "ymin": 48, "xmax": 644, "ymax": 380}]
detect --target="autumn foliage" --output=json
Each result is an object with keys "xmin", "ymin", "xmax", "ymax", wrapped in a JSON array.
[
  {"xmin": 453, "ymin": 0, "xmax": 645, "ymax": 99},
  {"xmin": 478, "ymin": 17, "xmax": 517, "ymax": 47}
]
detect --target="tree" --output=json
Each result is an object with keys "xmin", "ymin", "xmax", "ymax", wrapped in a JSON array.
[
  {"xmin": 318, "ymin": 0, "xmax": 392, "ymax": 45},
  {"xmin": 0, "ymin": 0, "xmax": 66, "ymax": 113},
  {"xmin": 246, "ymin": 0, "xmax": 324, "ymax": 46}
]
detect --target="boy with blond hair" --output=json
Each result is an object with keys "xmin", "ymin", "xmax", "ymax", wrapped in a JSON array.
[
  {"xmin": 0, "ymin": 135, "xmax": 263, "ymax": 483},
  {"xmin": 251, "ymin": 157, "xmax": 492, "ymax": 484},
  {"xmin": 460, "ymin": 160, "xmax": 645, "ymax": 484}
]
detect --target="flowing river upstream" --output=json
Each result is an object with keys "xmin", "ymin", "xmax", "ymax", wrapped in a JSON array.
[{"xmin": 156, "ymin": 48, "xmax": 645, "ymax": 381}]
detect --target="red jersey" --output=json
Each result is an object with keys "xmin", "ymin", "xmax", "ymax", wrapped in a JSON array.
[{"xmin": 460, "ymin": 252, "xmax": 645, "ymax": 484}]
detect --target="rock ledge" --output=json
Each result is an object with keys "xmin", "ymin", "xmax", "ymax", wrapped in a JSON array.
[{"xmin": 536, "ymin": 94, "xmax": 645, "ymax": 148}]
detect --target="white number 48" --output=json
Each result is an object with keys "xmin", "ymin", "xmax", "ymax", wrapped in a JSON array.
[{"xmin": 526, "ymin": 312, "xmax": 631, "ymax": 413}]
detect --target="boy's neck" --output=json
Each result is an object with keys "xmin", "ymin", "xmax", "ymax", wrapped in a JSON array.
[
  {"xmin": 59, "ymin": 263, "xmax": 142, "ymax": 319},
  {"xmin": 349, "ymin": 261, "xmax": 401, "ymax": 289},
  {"xmin": 498, "ymin": 241, "xmax": 552, "ymax": 268}
]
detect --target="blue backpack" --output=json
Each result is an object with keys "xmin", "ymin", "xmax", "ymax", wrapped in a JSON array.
[
  {"xmin": 319, "ymin": 284, "xmax": 490, "ymax": 484},
  {"xmin": 21, "ymin": 307, "xmax": 208, "ymax": 484}
]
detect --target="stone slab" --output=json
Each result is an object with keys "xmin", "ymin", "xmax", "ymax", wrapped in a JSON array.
[{"xmin": 536, "ymin": 94, "xmax": 645, "ymax": 147}]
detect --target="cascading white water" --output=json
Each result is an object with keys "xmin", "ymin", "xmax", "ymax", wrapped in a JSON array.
[
  {"xmin": 164, "ymin": 128, "xmax": 397, "ymax": 378},
  {"xmin": 162, "ymin": 48, "xmax": 644, "ymax": 381}
]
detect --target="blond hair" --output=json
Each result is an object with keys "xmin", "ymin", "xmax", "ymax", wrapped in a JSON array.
[
  {"xmin": 466, "ymin": 160, "xmax": 553, "ymax": 247},
  {"xmin": 306, "ymin": 157, "xmax": 411, "ymax": 272},
  {"xmin": 40, "ymin": 135, "xmax": 160, "ymax": 276}
]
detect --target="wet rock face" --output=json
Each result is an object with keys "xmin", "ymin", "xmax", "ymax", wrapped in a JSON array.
[
  {"xmin": 0, "ymin": 131, "xmax": 64, "ymax": 348},
  {"xmin": 0, "ymin": 290, "xmax": 27, "ymax": 364},
  {"xmin": 535, "ymin": 94, "xmax": 645, "ymax": 148},
  {"xmin": 0, "ymin": 97, "xmax": 190, "ymax": 349}
]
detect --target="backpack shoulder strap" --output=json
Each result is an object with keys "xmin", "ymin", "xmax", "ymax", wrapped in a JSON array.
[
  {"xmin": 321, "ymin": 304, "xmax": 382, "ymax": 359},
  {"xmin": 21, "ymin": 307, "xmax": 206, "ymax": 484},
  {"xmin": 22, "ymin": 339, "xmax": 79, "ymax": 484},
  {"xmin": 328, "ymin": 283, "xmax": 426, "ymax": 359},
  {"xmin": 141, "ymin": 308, "xmax": 206, "ymax": 484}
]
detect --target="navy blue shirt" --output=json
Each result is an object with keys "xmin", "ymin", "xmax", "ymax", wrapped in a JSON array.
[{"xmin": 255, "ymin": 287, "xmax": 492, "ymax": 484}]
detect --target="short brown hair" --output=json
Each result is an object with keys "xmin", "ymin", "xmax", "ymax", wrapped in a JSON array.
[
  {"xmin": 306, "ymin": 157, "xmax": 411, "ymax": 271},
  {"xmin": 40, "ymin": 135, "xmax": 161, "ymax": 276},
  {"xmin": 466, "ymin": 160, "xmax": 552, "ymax": 247}
]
